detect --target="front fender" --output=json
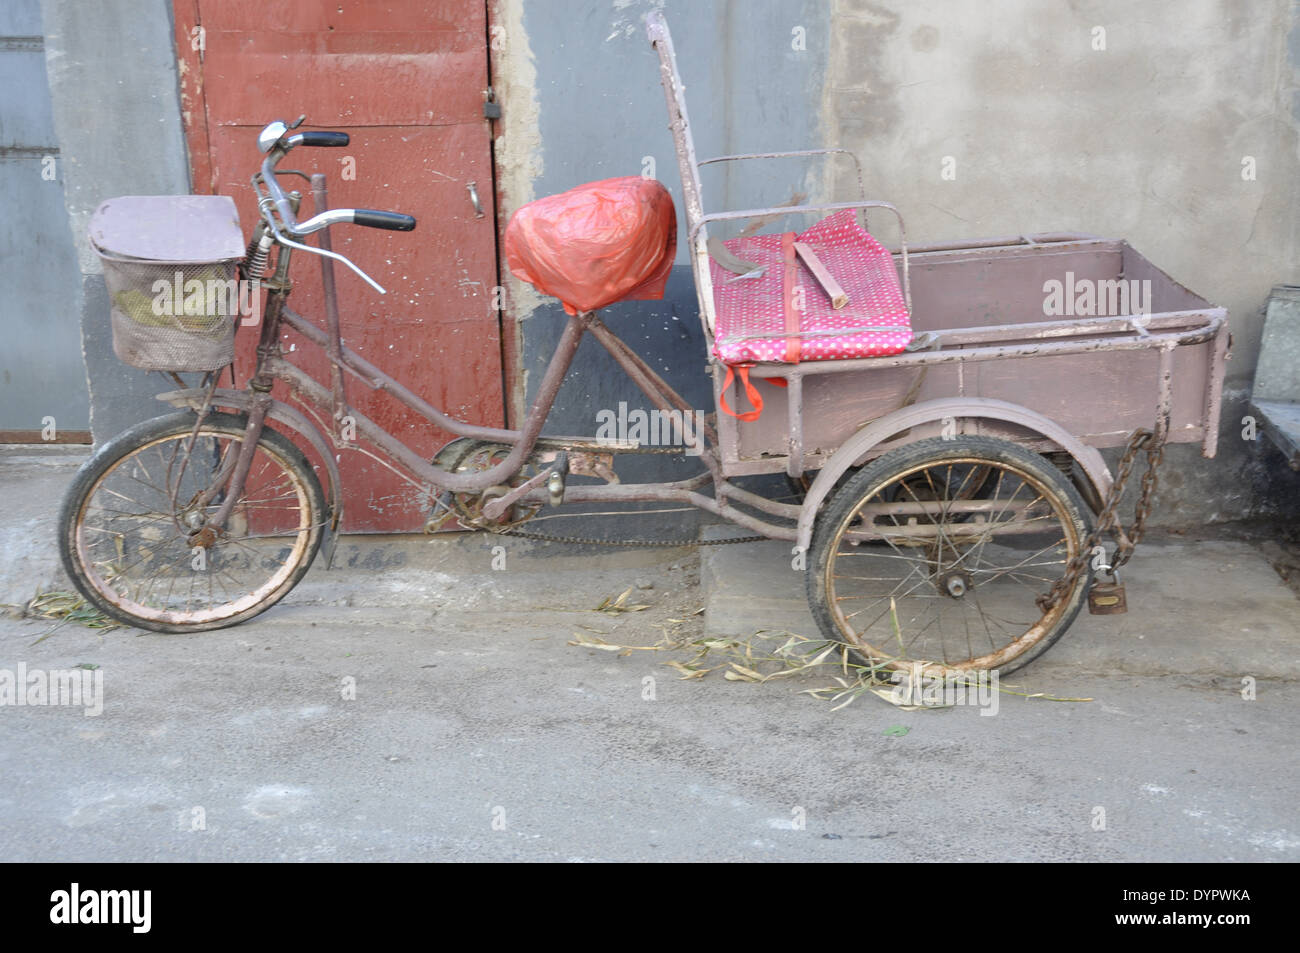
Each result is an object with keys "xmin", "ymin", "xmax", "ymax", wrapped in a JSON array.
[{"xmin": 794, "ymin": 397, "xmax": 1113, "ymax": 551}]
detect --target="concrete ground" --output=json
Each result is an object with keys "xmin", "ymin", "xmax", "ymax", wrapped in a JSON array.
[{"xmin": 1, "ymin": 444, "xmax": 1297, "ymax": 862}]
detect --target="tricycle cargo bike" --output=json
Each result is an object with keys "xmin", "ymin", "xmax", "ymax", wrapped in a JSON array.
[{"xmin": 58, "ymin": 13, "xmax": 1227, "ymax": 676}]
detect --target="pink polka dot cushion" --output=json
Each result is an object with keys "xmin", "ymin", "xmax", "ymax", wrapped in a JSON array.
[{"xmin": 708, "ymin": 209, "xmax": 911, "ymax": 365}]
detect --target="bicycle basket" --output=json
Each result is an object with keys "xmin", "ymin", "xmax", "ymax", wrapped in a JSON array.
[{"xmin": 89, "ymin": 195, "xmax": 247, "ymax": 372}]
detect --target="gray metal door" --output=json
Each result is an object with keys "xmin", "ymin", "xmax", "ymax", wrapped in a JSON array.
[{"xmin": 0, "ymin": 0, "xmax": 88, "ymax": 438}]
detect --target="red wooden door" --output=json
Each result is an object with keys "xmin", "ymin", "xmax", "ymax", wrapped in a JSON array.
[{"xmin": 174, "ymin": 0, "xmax": 503, "ymax": 531}]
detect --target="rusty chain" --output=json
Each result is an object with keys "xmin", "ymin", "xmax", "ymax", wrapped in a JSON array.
[
  {"xmin": 430, "ymin": 438, "xmax": 770, "ymax": 548},
  {"xmin": 463, "ymin": 494, "xmax": 766, "ymax": 547},
  {"xmin": 433, "ymin": 484, "xmax": 767, "ymax": 547},
  {"xmin": 1036, "ymin": 427, "xmax": 1166, "ymax": 613},
  {"xmin": 487, "ymin": 525, "xmax": 767, "ymax": 547}
]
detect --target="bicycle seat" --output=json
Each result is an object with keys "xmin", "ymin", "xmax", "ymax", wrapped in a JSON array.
[{"xmin": 505, "ymin": 176, "xmax": 676, "ymax": 315}]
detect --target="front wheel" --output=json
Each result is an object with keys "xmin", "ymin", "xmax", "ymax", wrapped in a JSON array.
[
  {"xmin": 806, "ymin": 436, "xmax": 1094, "ymax": 677},
  {"xmin": 59, "ymin": 411, "xmax": 326, "ymax": 632}
]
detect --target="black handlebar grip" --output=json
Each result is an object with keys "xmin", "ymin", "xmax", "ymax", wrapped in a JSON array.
[
  {"xmin": 298, "ymin": 131, "xmax": 350, "ymax": 147},
  {"xmin": 353, "ymin": 209, "xmax": 417, "ymax": 231}
]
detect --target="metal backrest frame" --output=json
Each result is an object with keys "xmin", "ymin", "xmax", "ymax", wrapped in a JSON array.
[
  {"xmin": 645, "ymin": 11, "xmax": 912, "ymax": 345},
  {"xmin": 645, "ymin": 12, "xmax": 716, "ymax": 342}
]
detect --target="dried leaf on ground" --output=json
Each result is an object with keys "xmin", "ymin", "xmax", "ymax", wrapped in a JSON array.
[
  {"xmin": 18, "ymin": 590, "xmax": 119, "ymax": 644},
  {"xmin": 595, "ymin": 587, "xmax": 651, "ymax": 615}
]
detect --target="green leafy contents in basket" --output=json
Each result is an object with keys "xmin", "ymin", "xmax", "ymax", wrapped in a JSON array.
[
  {"xmin": 113, "ymin": 289, "xmax": 172, "ymax": 328},
  {"xmin": 114, "ymin": 266, "xmax": 236, "ymax": 338}
]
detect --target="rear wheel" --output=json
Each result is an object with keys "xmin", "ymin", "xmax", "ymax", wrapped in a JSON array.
[
  {"xmin": 59, "ymin": 412, "xmax": 325, "ymax": 632},
  {"xmin": 806, "ymin": 436, "xmax": 1093, "ymax": 677}
]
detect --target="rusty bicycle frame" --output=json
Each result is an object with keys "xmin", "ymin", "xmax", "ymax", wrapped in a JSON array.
[
  {"xmin": 159, "ymin": 12, "xmax": 1229, "ymax": 567},
  {"xmin": 161, "ymin": 161, "xmax": 798, "ymax": 556}
]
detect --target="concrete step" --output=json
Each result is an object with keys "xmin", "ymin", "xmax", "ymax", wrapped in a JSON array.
[{"xmin": 699, "ymin": 528, "xmax": 1300, "ymax": 679}]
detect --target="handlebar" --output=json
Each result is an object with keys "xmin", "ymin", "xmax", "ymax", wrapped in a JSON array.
[
  {"xmin": 259, "ymin": 144, "xmax": 417, "ymax": 238},
  {"xmin": 253, "ymin": 121, "xmax": 419, "ymax": 293},
  {"xmin": 295, "ymin": 130, "xmax": 350, "ymax": 148},
  {"xmin": 353, "ymin": 209, "xmax": 417, "ymax": 231}
]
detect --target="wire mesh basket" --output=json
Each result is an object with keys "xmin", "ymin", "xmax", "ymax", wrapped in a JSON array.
[{"xmin": 89, "ymin": 195, "xmax": 248, "ymax": 372}]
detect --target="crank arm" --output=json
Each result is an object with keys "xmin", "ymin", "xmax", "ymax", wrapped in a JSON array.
[{"xmin": 480, "ymin": 465, "xmax": 561, "ymax": 522}]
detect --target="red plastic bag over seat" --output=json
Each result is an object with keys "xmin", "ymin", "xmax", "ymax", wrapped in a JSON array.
[{"xmin": 505, "ymin": 176, "xmax": 677, "ymax": 315}]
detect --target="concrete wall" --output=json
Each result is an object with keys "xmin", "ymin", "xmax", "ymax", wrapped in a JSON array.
[
  {"xmin": 40, "ymin": 0, "xmax": 192, "ymax": 443},
  {"xmin": 818, "ymin": 0, "xmax": 1300, "ymax": 522},
  {"xmin": 498, "ymin": 0, "xmax": 1300, "ymax": 524}
]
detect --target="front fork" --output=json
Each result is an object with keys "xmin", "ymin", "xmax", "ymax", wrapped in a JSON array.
[{"xmin": 186, "ymin": 203, "xmax": 299, "ymax": 544}]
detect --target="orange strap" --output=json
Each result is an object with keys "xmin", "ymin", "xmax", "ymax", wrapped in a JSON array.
[
  {"xmin": 719, "ymin": 365, "xmax": 787, "ymax": 421},
  {"xmin": 719, "ymin": 364, "xmax": 763, "ymax": 421},
  {"xmin": 719, "ymin": 233, "xmax": 797, "ymax": 422},
  {"xmin": 782, "ymin": 231, "xmax": 801, "ymax": 363}
]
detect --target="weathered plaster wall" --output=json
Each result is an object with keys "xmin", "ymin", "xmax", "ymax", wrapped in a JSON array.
[
  {"xmin": 29, "ymin": 0, "xmax": 1300, "ymax": 528},
  {"xmin": 815, "ymin": 0, "xmax": 1300, "ymax": 523}
]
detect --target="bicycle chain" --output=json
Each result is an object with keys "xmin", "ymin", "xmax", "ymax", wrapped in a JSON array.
[
  {"xmin": 1036, "ymin": 427, "xmax": 1166, "ymax": 612},
  {"xmin": 482, "ymin": 525, "xmax": 768, "ymax": 548}
]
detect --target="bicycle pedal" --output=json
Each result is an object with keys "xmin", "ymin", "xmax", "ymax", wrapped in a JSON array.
[{"xmin": 1087, "ymin": 579, "xmax": 1127, "ymax": 615}]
